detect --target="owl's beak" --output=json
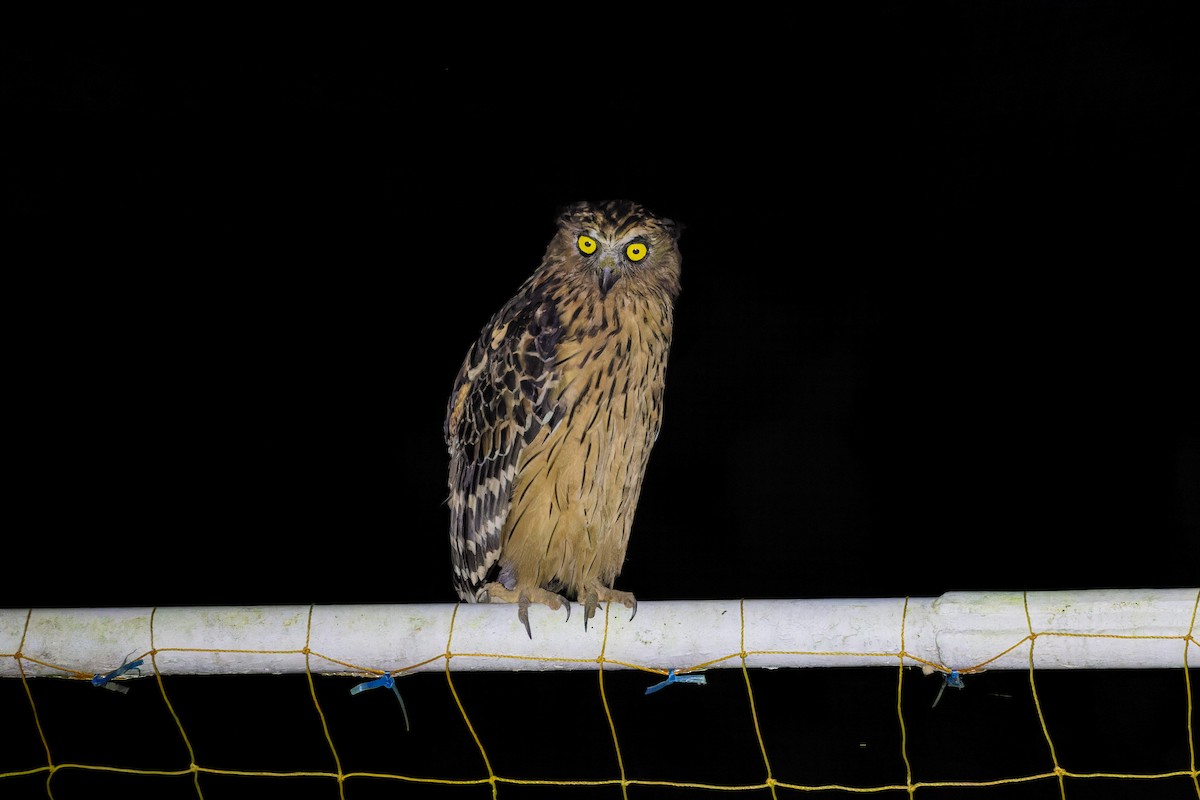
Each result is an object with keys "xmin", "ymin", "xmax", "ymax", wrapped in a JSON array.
[{"xmin": 598, "ymin": 266, "xmax": 619, "ymax": 297}]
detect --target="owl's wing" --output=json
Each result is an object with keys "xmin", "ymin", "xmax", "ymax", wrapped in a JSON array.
[{"xmin": 444, "ymin": 288, "xmax": 564, "ymax": 601}]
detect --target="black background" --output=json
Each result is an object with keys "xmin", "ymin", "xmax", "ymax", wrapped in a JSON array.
[
  {"xmin": 3, "ymin": 5, "xmax": 1197, "ymax": 798},
  {"xmin": 5, "ymin": 4, "xmax": 1196, "ymax": 608}
]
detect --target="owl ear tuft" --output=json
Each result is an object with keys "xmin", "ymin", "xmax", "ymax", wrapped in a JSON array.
[
  {"xmin": 661, "ymin": 217, "xmax": 685, "ymax": 241},
  {"xmin": 556, "ymin": 201, "xmax": 589, "ymax": 224}
]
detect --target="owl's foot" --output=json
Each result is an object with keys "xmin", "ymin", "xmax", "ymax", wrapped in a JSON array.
[
  {"xmin": 578, "ymin": 585, "xmax": 637, "ymax": 631},
  {"xmin": 482, "ymin": 582, "xmax": 570, "ymax": 638}
]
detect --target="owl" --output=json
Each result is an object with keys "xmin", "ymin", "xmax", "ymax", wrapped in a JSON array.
[{"xmin": 444, "ymin": 199, "xmax": 683, "ymax": 636}]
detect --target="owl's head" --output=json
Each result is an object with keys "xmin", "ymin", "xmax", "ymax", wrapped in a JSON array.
[{"xmin": 550, "ymin": 199, "xmax": 682, "ymax": 300}]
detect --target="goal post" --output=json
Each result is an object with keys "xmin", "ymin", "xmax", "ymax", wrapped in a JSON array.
[
  {"xmin": 4, "ymin": 587, "xmax": 1196, "ymax": 682},
  {"xmin": 3, "ymin": 587, "xmax": 1198, "ymax": 798}
]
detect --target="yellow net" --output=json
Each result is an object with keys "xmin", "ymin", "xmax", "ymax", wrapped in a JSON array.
[{"xmin": 3, "ymin": 591, "xmax": 1198, "ymax": 798}]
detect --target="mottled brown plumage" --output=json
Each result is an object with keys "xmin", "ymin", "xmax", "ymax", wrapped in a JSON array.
[{"xmin": 445, "ymin": 200, "xmax": 682, "ymax": 635}]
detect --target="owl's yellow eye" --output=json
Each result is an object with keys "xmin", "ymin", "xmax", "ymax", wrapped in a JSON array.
[
  {"xmin": 577, "ymin": 235, "xmax": 598, "ymax": 255},
  {"xmin": 626, "ymin": 242, "xmax": 648, "ymax": 262}
]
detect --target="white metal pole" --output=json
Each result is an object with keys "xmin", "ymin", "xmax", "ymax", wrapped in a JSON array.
[{"xmin": 1, "ymin": 588, "xmax": 1195, "ymax": 682}]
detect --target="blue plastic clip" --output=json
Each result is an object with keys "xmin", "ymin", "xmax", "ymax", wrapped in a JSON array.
[
  {"xmin": 645, "ymin": 668, "xmax": 707, "ymax": 695},
  {"xmin": 351, "ymin": 672, "xmax": 411, "ymax": 731},
  {"xmin": 932, "ymin": 669, "xmax": 965, "ymax": 707},
  {"xmin": 92, "ymin": 655, "xmax": 144, "ymax": 694}
]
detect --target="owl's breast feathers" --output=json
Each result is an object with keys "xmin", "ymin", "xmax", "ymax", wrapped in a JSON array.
[{"xmin": 445, "ymin": 261, "xmax": 677, "ymax": 602}]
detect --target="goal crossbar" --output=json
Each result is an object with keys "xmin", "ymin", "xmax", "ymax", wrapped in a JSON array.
[{"xmin": 3, "ymin": 588, "xmax": 1196, "ymax": 682}]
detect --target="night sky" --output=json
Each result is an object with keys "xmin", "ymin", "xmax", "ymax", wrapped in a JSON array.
[
  {"xmin": 7, "ymin": 6, "xmax": 1194, "ymax": 609},
  {"xmin": 3, "ymin": 6, "xmax": 1197, "ymax": 797}
]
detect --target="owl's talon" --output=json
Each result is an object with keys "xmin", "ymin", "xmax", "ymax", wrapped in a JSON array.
[
  {"xmin": 581, "ymin": 592, "xmax": 599, "ymax": 631},
  {"xmin": 517, "ymin": 594, "xmax": 532, "ymax": 639},
  {"xmin": 629, "ymin": 598, "xmax": 637, "ymax": 622}
]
